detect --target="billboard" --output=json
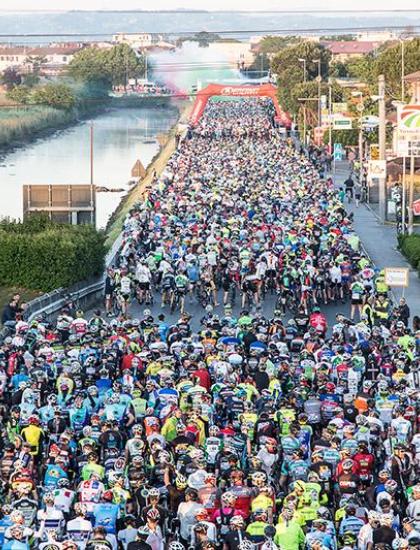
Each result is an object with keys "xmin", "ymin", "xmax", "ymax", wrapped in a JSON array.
[{"xmin": 23, "ymin": 184, "xmax": 96, "ymax": 225}]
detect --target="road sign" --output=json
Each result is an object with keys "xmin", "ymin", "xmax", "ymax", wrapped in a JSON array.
[
  {"xmin": 368, "ymin": 160, "xmax": 386, "ymax": 178},
  {"xmin": 333, "ymin": 143, "xmax": 344, "ymax": 161},
  {"xmin": 384, "ymin": 267, "xmax": 409, "ymax": 288},
  {"xmin": 397, "ymin": 104, "xmax": 420, "ymax": 156},
  {"xmin": 131, "ymin": 160, "xmax": 146, "ymax": 179},
  {"xmin": 333, "ymin": 117, "xmax": 352, "ymax": 130},
  {"xmin": 413, "ymin": 199, "xmax": 420, "ymax": 216},
  {"xmin": 361, "ymin": 115, "xmax": 380, "ymax": 129},
  {"xmin": 370, "ymin": 143, "xmax": 379, "ymax": 160},
  {"xmin": 332, "ymin": 102, "xmax": 347, "ymax": 114}
]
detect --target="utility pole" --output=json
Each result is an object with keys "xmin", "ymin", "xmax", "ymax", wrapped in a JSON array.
[
  {"xmin": 328, "ymin": 83, "xmax": 332, "ymax": 154},
  {"xmin": 298, "ymin": 58, "xmax": 307, "ymax": 146},
  {"xmin": 408, "ymin": 155, "xmax": 415, "ymax": 235},
  {"xmin": 401, "ymin": 39, "xmax": 405, "ymax": 101},
  {"xmin": 378, "ymin": 74, "xmax": 386, "ymax": 223},
  {"xmin": 90, "ymin": 122, "xmax": 94, "ymax": 225},
  {"xmin": 402, "ymin": 157, "xmax": 407, "ymax": 234},
  {"xmin": 312, "ymin": 58, "xmax": 322, "ymax": 128}
]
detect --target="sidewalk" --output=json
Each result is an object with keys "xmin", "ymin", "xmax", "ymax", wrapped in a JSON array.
[{"xmin": 333, "ymin": 161, "xmax": 420, "ymax": 316}]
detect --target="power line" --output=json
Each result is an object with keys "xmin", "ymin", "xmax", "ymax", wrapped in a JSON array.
[
  {"xmin": 2, "ymin": 23, "xmax": 420, "ymax": 39},
  {"xmin": 2, "ymin": 8, "xmax": 420, "ymax": 13}
]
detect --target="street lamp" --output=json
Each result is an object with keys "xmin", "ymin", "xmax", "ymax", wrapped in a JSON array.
[
  {"xmin": 352, "ymin": 90, "xmax": 364, "ymax": 165},
  {"xmin": 312, "ymin": 58, "xmax": 321, "ymax": 128},
  {"xmin": 298, "ymin": 58, "xmax": 307, "ymax": 145},
  {"xmin": 298, "ymin": 58, "xmax": 307, "ymax": 83}
]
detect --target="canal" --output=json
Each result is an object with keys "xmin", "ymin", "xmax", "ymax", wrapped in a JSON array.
[{"xmin": 0, "ymin": 105, "xmax": 179, "ymax": 228}]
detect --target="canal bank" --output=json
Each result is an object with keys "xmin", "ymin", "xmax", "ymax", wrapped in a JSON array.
[
  {"xmin": 0, "ymin": 96, "xmax": 173, "ymax": 158},
  {"xmin": 104, "ymin": 99, "xmax": 192, "ymax": 248},
  {"xmin": 0, "ymin": 103, "xmax": 179, "ymax": 228}
]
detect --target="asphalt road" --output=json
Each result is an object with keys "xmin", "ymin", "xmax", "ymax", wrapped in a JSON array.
[{"xmin": 109, "ymin": 288, "xmax": 350, "ymax": 333}]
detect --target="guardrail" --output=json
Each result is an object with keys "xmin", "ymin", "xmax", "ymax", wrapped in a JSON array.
[{"xmin": 18, "ymin": 230, "xmax": 125, "ymax": 324}]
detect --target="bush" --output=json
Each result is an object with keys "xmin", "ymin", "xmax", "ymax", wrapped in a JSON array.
[
  {"xmin": 0, "ymin": 216, "xmax": 106, "ymax": 292},
  {"xmin": 31, "ymin": 83, "xmax": 76, "ymax": 110},
  {"xmin": 397, "ymin": 234, "xmax": 420, "ymax": 271}
]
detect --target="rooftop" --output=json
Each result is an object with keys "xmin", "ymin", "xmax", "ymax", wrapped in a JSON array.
[
  {"xmin": 321, "ymin": 40, "xmax": 379, "ymax": 55},
  {"xmin": 405, "ymin": 70, "xmax": 420, "ymax": 82}
]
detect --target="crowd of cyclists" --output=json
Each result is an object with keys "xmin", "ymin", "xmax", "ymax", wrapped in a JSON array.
[{"xmin": 0, "ymin": 97, "xmax": 419, "ymax": 550}]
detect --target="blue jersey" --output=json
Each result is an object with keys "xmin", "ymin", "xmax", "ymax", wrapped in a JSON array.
[
  {"xmin": 44, "ymin": 464, "xmax": 68, "ymax": 488},
  {"xmin": 3, "ymin": 541, "xmax": 29, "ymax": 550},
  {"xmin": 0, "ymin": 516, "xmax": 13, "ymax": 546},
  {"xmin": 93, "ymin": 502, "xmax": 119, "ymax": 534}
]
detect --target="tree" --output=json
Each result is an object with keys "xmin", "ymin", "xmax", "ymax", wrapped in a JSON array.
[
  {"xmin": 271, "ymin": 42, "xmax": 331, "ymax": 115},
  {"xmin": 68, "ymin": 47, "xmax": 111, "ymax": 86},
  {"xmin": 1, "ymin": 68, "xmax": 22, "ymax": 90},
  {"xmin": 257, "ymin": 35, "xmax": 298, "ymax": 55},
  {"xmin": 374, "ymin": 38, "xmax": 420, "ymax": 100},
  {"xmin": 23, "ymin": 72, "xmax": 41, "ymax": 88},
  {"xmin": 245, "ymin": 53, "xmax": 270, "ymax": 79},
  {"xmin": 104, "ymin": 43, "xmax": 145, "ymax": 86},
  {"xmin": 329, "ymin": 61, "xmax": 348, "ymax": 78},
  {"xmin": 32, "ymin": 83, "xmax": 75, "ymax": 110},
  {"xmin": 6, "ymin": 84, "xmax": 31, "ymax": 105},
  {"xmin": 290, "ymin": 80, "xmax": 345, "ymax": 127},
  {"xmin": 68, "ymin": 45, "xmax": 145, "ymax": 89},
  {"xmin": 24, "ymin": 55, "xmax": 47, "ymax": 75},
  {"xmin": 345, "ymin": 55, "xmax": 375, "ymax": 83}
]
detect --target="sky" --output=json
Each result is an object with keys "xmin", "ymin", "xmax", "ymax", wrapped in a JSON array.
[{"xmin": 2, "ymin": 0, "xmax": 420, "ymax": 11}]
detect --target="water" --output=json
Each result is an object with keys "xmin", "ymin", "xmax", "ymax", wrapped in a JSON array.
[{"xmin": 0, "ymin": 106, "xmax": 178, "ymax": 228}]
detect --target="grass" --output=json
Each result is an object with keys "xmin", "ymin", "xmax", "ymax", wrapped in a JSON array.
[{"xmin": 0, "ymin": 105, "xmax": 75, "ymax": 148}]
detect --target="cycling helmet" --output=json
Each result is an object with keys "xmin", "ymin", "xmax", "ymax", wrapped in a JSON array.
[
  {"xmin": 392, "ymin": 539, "xmax": 409, "ymax": 550},
  {"xmin": 132, "ymin": 424, "xmax": 143, "ymax": 435},
  {"xmin": 318, "ymin": 506, "xmax": 331, "ymax": 520},
  {"xmin": 209, "ymin": 425, "xmax": 220, "ymax": 437},
  {"xmin": 384, "ymin": 479, "xmax": 398, "ymax": 494},
  {"xmin": 58, "ymin": 478, "xmax": 71, "ymax": 488},
  {"xmin": 204, "ymin": 473, "xmax": 216, "ymax": 485},
  {"xmin": 195, "ymin": 508, "xmax": 209, "ymax": 521},
  {"xmin": 221, "ymin": 491, "xmax": 236, "ymax": 507},
  {"xmin": 148, "ymin": 488, "xmax": 160, "ymax": 499},
  {"xmin": 146, "ymin": 508, "xmax": 161, "ymax": 521},
  {"xmin": 251, "ymin": 471, "xmax": 267, "ymax": 486},
  {"xmin": 230, "ymin": 514, "xmax": 245, "ymax": 527},
  {"xmin": 356, "ymin": 414, "xmax": 368, "ymax": 426},
  {"xmin": 253, "ymin": 509, "xmax": 268, "ymax": 522},
  {"xmin": 342, "ymin": 459, "xmax": 354, "ymax": 471},
  {"xmin": 238, "ymin": 542, "xmax": 254, "ymax": 550},
  {"xmin": 175, "ymin": 474, "xmax": 188, "ymax": 490},
  {"xmin": 168, "ymin": 543, "xmax": 185, "ymax": 550},
  {"xmin": 74, "ymin": 503, "xmax": 87, "ymax": 516}
]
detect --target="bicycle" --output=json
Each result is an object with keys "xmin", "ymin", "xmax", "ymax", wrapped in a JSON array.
[{"xmin": 170, "ymin": 288, "xmax": 186, "ymax": 314}]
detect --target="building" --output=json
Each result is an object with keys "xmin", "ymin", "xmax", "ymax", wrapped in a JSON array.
[
  {"xmin": 356, "ymin": 30, "xmax": 398, "ymax": 42},
  {"xmin": 405, "ymin": 71, "xmax": 420, "ymax": 103},
  {"xmin": 113, "ymin": 32, "xmax": 153, "ymax": 49},
  {"xmin": 321, "ymin": 41, "xmax": 379, "ymax": 62},
  {"xmin": 0, "ymin": 46, "xmax": 29, "ymax": 72},
  {"xmin": 0, "ymin": 43, "xmax": 85, "ymax": 74}
]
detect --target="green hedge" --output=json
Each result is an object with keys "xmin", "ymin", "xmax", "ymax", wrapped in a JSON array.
[
  {"xmin": 0, "ymin": 217, "xmax": 106, "ymax": 292},
  {"xmin": 398, "ymin": 234, "xmax": 420, "ymax": 275}
]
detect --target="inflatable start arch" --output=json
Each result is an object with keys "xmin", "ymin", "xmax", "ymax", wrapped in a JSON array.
[{"xmin": 189, "ymin": 83, "xmax": 291, "ymax": 128}]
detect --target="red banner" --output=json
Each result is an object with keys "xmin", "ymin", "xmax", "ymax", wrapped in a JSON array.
[{"xmin": 189, "ymin": 83, "xmax": 291, "ymax": 128}]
